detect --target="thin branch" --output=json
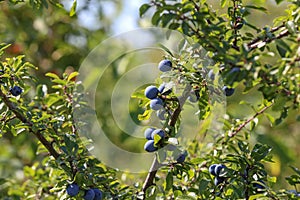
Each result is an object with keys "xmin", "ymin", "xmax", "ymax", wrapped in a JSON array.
[
  {"xmin": 0, "ymin": 88, "xmax": 60, "ymax": 159},
  {"xmin": 228, "ymin": 103, "xmax": 274, "ymax": 138},
  {"xmin": 248, "ymin": 28, "xmax": 289, "ymax": 51},
  {"xmin": 142, "ymin": 84, "xmax": 192, "ymax": 194}
]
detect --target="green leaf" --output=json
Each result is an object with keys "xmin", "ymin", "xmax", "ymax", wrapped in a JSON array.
[
  {"xmin": 70, "ymin": 0, "xmax": 77, "ymax": 17},
  {"xmin": 67, "ymin": 71, "xmax": 79, "ymax": 81},
  {"xmin": 45, "ymin": 72, "xmax": 60, "ymax": 80},
  {"xmin": 250, "ymin": 143, "xmax": 272, "ymax": 161},
  {"xmin": 276, "ymin": 44, "xmax": 287, "ymax": 57},
  {"xmin": 181, "ymin": 21, "xmax": 189, "ymax": 35},
  {"xmin": 139, "ymin": 3, "xmax": 151, "ymax": 17},
  {"xmin": 165, "ymin": 171, "xmax": 173, "ymax": 191},
  {"xmin": 157, "ymin": 43, "xmax": 174, "ymax": 57},
  {"xmin": 151, "ymin": 11, "xmax": 161, "ymax": 26},
  {"xmin": 138, "ymin": 110, "xmax": 151, "ymax": 121},
  {"xmin": 221, "ymin": 0, "xmax": 227, "ymax": 8}
]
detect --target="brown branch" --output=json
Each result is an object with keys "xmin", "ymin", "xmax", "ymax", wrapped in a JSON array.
[
  {"xmin": 142, "ymin": 84, "xmax": 192, "ymax": 194},
  {"xmin": 228, "ymin": 103, "xmax": 274, "ymax": 138},
  {"xmin": 0, "ymin": 88, "xmax": 60, "ymax": 159},
  {"xmin": 248, "ymin": 28, "xmax": 289, "ymax": 51}
]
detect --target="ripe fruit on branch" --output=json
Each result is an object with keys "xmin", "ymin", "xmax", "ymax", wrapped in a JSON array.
[
  {"xmin": 92, "ymin": 188, "xmax": 103, "ymax": 200},
  {"xmin": 176, "ymin": 151, "xmax": 187, "ymax": 163},
  {"xmin": 150, "ymin": 98, "xmax": 164, "ymax": 110},
  {"xmin": 214, "ymin": 164, "xmax": 226, "ymax": 176},
  {"xmin": 158, "ymin": 59, "xmax": 172, "ymax": 72},
  {"xmin": 158, "ymin": 83, "xmax": 172, "ymax": 95},
  {"xmin": 145, "ymin": 85, "xmax": 159, "ymax": 99},
  {"xmin": 144, "ymin": 140, "xmax": 158, "ymax": 152},
  {"xmin": 151, "ymin": 129, "xmax": 165, "ymax": 139},
  {"xmin": 209, "ymin": 164, "xmax": 218, "ymax": 176},
  {"xmin": 83, "ymin": 189, "xmax": 95, "ymax": 200},
  {"xmin": 10, "ymin": 86, "xmax": 23, "ymax": 96},
  {"xmin": 66, "ymin": 183, "xmax": 80, "ymax": 197},
  {"xmin": 222, "ymin": 86, "xmax": 235, "ymax": 96},
  {"xmin": 144, "ymin": 128, "xmax": 155, "ymax": 140}
]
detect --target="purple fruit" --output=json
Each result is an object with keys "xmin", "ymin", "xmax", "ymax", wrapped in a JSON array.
[
  {"xmin": 144, "ymin": 140, "xmax": 158, "ymax": 152},
  {"xmin": 229, "ymin": 67, "xmax": 240, "ymax": 74},
  {"xmin": 158, "ymin": 83, "xmax": 165, "ymax": 93},
  {"xmin": 222, "ymin": 86, "xmax": 235, "ymax": 96},
  {"xmin": 150, "ymin": 98, "xmax": 164, "ymax": 110},
  {"xmin": 10, "ymin": 86, "xmax": 23, "ymax": 96},
  {"xmin": 176, "ymin": 152, "xmax": 187, "ymax": 163},
  {"xmin": 158, "ymin": 83, "xmax": 172, "ymax": 95},
  {"xmin": 209, "ymin": 164, "xmax": 218, "ymax": 176},
  {"xmin": 83, "ymin": 189, "xmax": 95, "ymax": 200},
  {"xmin": 158, "ymin": 59, "xmax": 172, "ymax": 72},
  {"xmin": 214, "ymin": 164, "xmax": 226, "ymax": 176},
  {"xmin": 92, "ymin": 188, "xmax": 103, "ymax": 200},
  {"xmin": 145, "ymin": 85, "xmax": 159, "ymax": 99},
  {"xmin": 151, "ymin": 129, "xmax": 165, "ymax": 139},
  {"xmin": 66, "ymin": 183, "xmax": 79, "ymax": 197},
  {"xmin": 144, "ymin": 128, "xmax": 155, "ymax": 140}
]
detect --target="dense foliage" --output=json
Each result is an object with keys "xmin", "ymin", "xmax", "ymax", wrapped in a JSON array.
[{"xmin": 0, "ymin": 0, "xmax": 299, "ymax": 199}]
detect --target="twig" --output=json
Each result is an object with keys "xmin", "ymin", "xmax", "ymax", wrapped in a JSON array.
[
  {"xmin": 0, "ymin": 88, "xmax": 60, "ymax": 159},
  {"xmin": 248, "ymin": 28, "xmax": 289, "ymax": 51},
  {"xmin": 228, "ymin": 103, "xmax": 274, "ymax": 138},
  {"xmin": 142, "ymin": 84, "xmax": 192, "ymax": 194}
]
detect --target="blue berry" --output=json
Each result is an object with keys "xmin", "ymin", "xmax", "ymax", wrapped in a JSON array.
[
  {"xmin": 66, "ymin": 183, "xmax": 79, "ymax": 197},
  {"xmin": 83, "ymin": 189, "xmax": 95, "ymax": 200},
  {"xmin": 158, "ymin": 83, "xmax": 172, "ymax": 95},
  {"xmin": 158, "ymin": 83, "xmax": 165, "ymax": 93},
  {"xmin": 222, "ymin": 86, "xmax": 235, "ymax": 96},
  {"xmin": 176, "ymin": 152, "xmax": 187, "ymax": 163},
  {"xmin": 151, "ymin": 129, "xmax": 165, "ymax": 139},
  {"xmin": 145, "ymin": 85, "xmax": 159, "ymax": 99},
  {"xmin": 144, "ymin": 128, "xmax": 155, "ymax": 140},
  {"xmin": 158, "ymin": 59, "xmax": 172, "ymax": 72},
  {"xmin": 144, "ymin": 140, "xmax": 158, "ymax": 152},
  {"xmin": 229, "ymin": 67, "xmax": 240, "ymax": 74},
  {"xmin": 150, "ymin": 98, "xmax": 164, "ymax": 110},
  {"xmin": 214, "ymin": 176, "xmax": 225, "ymax": 185},
  {"xmin": 92, "ymin": 188, "xmax": 103, "ymax": 200},
  {"xmin": 209, "ymin": 164, "xmax": 218, "ymax": 176},
  {"xmin": 10, "ymin": 86, "xmax": 23, "ymax": 96},
  {"xmin": 214, "ymin": 164, "xmax": 226, "ymax": 176}
]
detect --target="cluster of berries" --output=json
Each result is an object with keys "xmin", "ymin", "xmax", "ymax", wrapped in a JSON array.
[
  {"xmin": 66, "ymin": 183, "xmax": 103, "ymax": 200},
  {"xmin": 143, "ymin": 128, "xmax": 165, "ymax": 152},
  {"xmin": 209, "ymin": 164, "xmax": 227, "ymax": 185}
]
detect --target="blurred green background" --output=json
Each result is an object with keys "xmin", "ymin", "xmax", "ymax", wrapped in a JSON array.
[{"xmin": 0, "ymin": 0, "xmax": 298, "ymax": 191}]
